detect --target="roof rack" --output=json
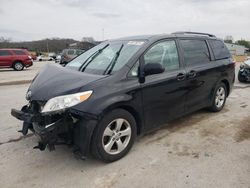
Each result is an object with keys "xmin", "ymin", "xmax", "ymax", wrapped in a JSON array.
[{"xmin": 172, "ymin": 31, "xmax": 216, "ymax": 38}]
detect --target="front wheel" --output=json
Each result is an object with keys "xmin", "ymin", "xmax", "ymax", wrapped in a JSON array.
[
  {"xmin": 208, "ymin": 83, "xmax": 227, "ymax": 112},
  {"xmin": 91, "ymin": 109, "xmax": 137, "ymax": 162},
  {"xmin": 13, "ymin": 61, "xmax": 24, "ymax": 71}
]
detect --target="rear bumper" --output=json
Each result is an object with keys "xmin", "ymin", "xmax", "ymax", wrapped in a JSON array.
[{"xmin": 11, "ymin": 105, "xmax": 97, "ymax": 158}]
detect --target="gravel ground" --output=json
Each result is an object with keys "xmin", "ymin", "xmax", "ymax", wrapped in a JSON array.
[{"xmin": 0, "ymin": 64, "xmax": 249, "ymax": 188}]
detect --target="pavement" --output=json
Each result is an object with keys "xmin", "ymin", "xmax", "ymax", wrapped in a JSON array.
[
  {"xmin": 0, "ymin": 61, "xmax": 53, "ymax": 86},
  {"xmin": 0, "ymin": 63, "xmax": 249, "ymax": 188}
]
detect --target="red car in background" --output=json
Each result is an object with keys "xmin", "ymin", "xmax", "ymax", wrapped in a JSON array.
[{"xmin": 0, "ymin": 48, "xmax": 33, "ymax": 71}]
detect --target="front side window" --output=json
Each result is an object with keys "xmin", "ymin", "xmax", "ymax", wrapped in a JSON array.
[
  {"xmin": 143, "ymin": 40, "xmax": 180, "ymax": 71},
  {"xmin": 179, "ymin": 39, "xmax": 210, "ymax": 65},
  {"xmin": 128, "ymin": 61, "xmax": 139, "ymax": 77},
  {"xmin": 0, "ymin": 50, "xmax": 11, "ymax": 56}
]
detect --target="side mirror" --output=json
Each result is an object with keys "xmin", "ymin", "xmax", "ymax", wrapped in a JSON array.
[{"xmin": 144, "ymin": 63, "xmax": 165, "ymax": 76}]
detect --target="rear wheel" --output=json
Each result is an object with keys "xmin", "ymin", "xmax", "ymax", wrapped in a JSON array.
[
  {"xmin": 91, "ymin": 109, "xmax": 137, "ymax": 162},
  {"xmin": 13, "ymin": 61, "xmax": 24, "ymax": 71},
  {"xmin": 208, "ymin": 83, "xmax": 227, "ymax": 112}
]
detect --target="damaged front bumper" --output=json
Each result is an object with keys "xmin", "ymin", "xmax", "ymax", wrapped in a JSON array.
[
  {"xmin": 239, "ymin": 67, "xmax": 250, "ymax": 81},
  {"xmin": 11, "ymin": 103, "xmax": 97, "ymax": 159}
]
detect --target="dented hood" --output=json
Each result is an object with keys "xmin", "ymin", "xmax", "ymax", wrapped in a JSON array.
[{"xmin": 28, "ymin": 64, "xmax": 106, "ymax": 101}]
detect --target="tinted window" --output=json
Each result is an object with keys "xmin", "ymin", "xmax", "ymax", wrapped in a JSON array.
[
  {"xmin": 67, "ymin": 50, "xmax": 75, "ymax": 55},
  {"xmin": 13, "ymin": 50, "xmax": 26, "ymax": 55},
  {"xmin": 144, "ymin": 40, "xmax": 179, "ymax": 71},
  {"xmin": 180, "ymin": 40, "xmax": 210, "ymax": 65},
  {"xmin": 210, "ymin": 40, "xmax": 230, "ymax": 60},
  {"xmin": 0, "ymin": 50, "xmax": 11, "ymax": 56}
]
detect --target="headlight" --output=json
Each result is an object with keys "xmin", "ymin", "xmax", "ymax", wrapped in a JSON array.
[{"xmin": 42, "ymin": 91, "xmax": 93, "ymax": 113}]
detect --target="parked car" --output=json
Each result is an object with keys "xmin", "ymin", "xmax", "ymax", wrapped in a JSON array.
[
  {"xmin": 37, "ymin": 55, "xmax": 53, "ymax": 61},
  {"xmin": 238, "ymin": 59, "xmax": 250, "ymax": 82},
  {"xmin": 60, "ymin": 49, "xmax": 84, "ymax": 65},
  {"xmin": 0, "ymin": 48, "xmax": 33, "ymax": 71},
  {"xmin": 55, "ymin": 53, "xmax": 61, "ymax": 63},
  {"xmin": 11, "ymin": 32, "xmax": 235, "ymax": 162},
  {"xmin": 48, "ymin": 53, "xmax": 56, "ymax": 60}
]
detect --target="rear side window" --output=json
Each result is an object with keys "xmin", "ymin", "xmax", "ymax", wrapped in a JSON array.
[
  {"xmin": 179, "ymin": 39, "xmax": 210, "ymax": 65},
  {"xmin": 13, "ymin": 50, "xmax": 26, "ymax": 55},
  {"xmin": 209, "ymin": 40, "xmax": 230, "ymax": 60},
  {"xmin": 0, "ymin": 50, "xmax": 12, "ymax": 56}
]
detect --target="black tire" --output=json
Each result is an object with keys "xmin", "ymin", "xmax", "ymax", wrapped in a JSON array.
[
  {"xmin": 91, "ymin": 109, "xmax": 137, "ymax": 162},
  {"xmin": 238, "ymin": 71, "xmax": 246, "ymax": 83},
  {"xmin": 208, "ymin": 82, "xmax": 227, "ymax": 112},
  {"xmin": 13, "ymin": 61, "xmax": 24, "ymax": 71}
]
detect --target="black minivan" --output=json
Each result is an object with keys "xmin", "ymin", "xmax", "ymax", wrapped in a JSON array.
[{"xmin": 11, "ymin": 32, "xmax": 235, "ymax": 162}]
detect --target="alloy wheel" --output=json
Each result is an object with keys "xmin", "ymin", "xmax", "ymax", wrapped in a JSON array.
[
  {"xmin": 14, "ymin": 62, "xmax": 23, "ymax": 70},
  {"xmin": 215, "ymin": 86, "xmax": 225, "ymax": 108},
  {"xmin": 102, "ymin": 118, "xmax": 131, "ymax": 155}
]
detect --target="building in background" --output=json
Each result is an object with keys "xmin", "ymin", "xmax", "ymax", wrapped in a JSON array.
[
  {"xmin": 225, "ymin": 43, "xmax": 248, "ymax": 56},
  {"xmin": 69, "ymin": 37, "xmax": 100, "ymax": 51},
  {"xmin": 224, "ymin": 35, "xmax": 234, "ymax": 43}
]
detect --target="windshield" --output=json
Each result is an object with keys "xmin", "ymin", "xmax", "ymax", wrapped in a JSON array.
[{"xmin": 66, "ymin": 40, "xmax": 145, "ymax": 75}]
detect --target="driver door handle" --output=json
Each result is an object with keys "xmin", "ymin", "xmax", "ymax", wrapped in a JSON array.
[
  {"xmin": 177, "ymin": 73, "xmax": 186, "ymax": 81},
  {"xmin": 188, "ymin": 70, "xmax": 197, "ymax": 78}
]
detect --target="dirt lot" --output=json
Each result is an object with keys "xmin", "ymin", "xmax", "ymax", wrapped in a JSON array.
[{"xmin": 0, "ymin": 63, "xmax": 249, "ymax": 188}]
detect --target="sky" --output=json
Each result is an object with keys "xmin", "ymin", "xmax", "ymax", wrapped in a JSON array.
[{"xmin": 0, "ymin": 0, "xmax": 249, "ymax": 42}]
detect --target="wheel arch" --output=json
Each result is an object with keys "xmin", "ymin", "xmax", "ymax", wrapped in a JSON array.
[
  {"xmin": 209, "ymin": 78, "xmax": 231, "ymax": 104},
  {"xmin": 221, "ymin": 79, "xmax": 230, "ymax": 97},
  {"xmin": 102, "ymin": 103, "xmax": 143, "ymax": 136},
  {"xmin": 12, "ymin": 60, "xmax": 24, "ymax": 67}
]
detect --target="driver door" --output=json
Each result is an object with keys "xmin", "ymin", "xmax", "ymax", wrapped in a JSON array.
[{"xmin": 141, "ymin": 40, "xmax": 188, "ymax": 131}]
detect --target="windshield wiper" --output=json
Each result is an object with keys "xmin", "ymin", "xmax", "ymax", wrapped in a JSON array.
[
  {"xmin": 80, "ymin": 44, "xmax": 109, "ymax": 72},
  {"xmin": 103, "ymin": 44, "xmax": 124, "ymax": 75}
]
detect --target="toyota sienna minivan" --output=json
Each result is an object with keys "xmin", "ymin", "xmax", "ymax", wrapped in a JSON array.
[{"xmin": 11, "ymin": 32, "xmax": 235, "ymax": 162}]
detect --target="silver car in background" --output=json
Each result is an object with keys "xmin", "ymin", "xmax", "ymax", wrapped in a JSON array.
[{"xmin": 60, "ymin": 49, "xmax": 84, "ymax": 65}]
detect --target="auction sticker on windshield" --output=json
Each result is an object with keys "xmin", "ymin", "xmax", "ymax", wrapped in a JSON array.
[{"xmin": 127, "ymin": 41, "xmax": 144, "ymax": 46}]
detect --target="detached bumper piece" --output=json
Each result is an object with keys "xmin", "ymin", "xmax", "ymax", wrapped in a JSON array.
[
  {"xmin": 11, "ymin": 103, "xmax": 98, "ymax": 159},
  {"xmin": 11, "ymin": 109, "xmax": 34, "ymax": 135},
  {"xmin": 11, "ymin": 105, "xmax": 74, "ymax": 152}
]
